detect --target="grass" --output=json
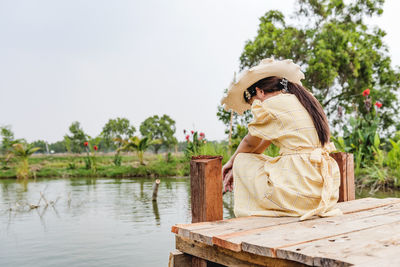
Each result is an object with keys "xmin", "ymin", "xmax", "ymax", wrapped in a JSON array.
[{"xmin": 0, "ymin": 152, "xmax": 190, "ymax": 179}]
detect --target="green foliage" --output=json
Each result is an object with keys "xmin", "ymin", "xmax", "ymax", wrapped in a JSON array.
[
  {"xmin": 101, "ymin": 117, "xmax": 136, "ymax": 150},
  {"xmin": 113, "ymin": 152, "xmax": 122, "ymax": 166},
  {"xmin": 331, "ymin": 91, "xmax": 384, "ymax": 177},
  {"xmin": 30, "ymin": 140, "xmax": 48, "ymax": 153},
  {"xmin": 67, "ymin": 162, "xmax": 77, "ymax": 170},
  {"xmin": 0, "ymin": 154, "xmax": 190, "ymax": 179},
  {"xmin": 0, "ymin": 126, "xmax": 24, "ymax": 155},
  {"xmin": 119, "ymin": 136, "xmax": 162, "ymax": 165},
  {"xmin": 140, "ymin": 115, "xmax": 177, "ymax": 153},
  {"xmin": 64, "ymin": 121, "xmax": 89, "ymax": 153},
  {"xmin": 238, "ymin": 0, "xmax": 399, "ymax": 133},
  {"xmin": 48, "ymin": 140, "xmax": 67, "ymax": 153},
  {"xmin": 230, "ymin": 125, "xmax": 248, "ymax": 151},
  {"xmin": 184, "ymin": 131, "xmax": 207, "ymax": 159},
  {"xmin": 217, "ymin": 102, "xmax": 253, "ymax": 141},
  {"xmin": 197, "ymin": 142, "xmax": 230, "ymax": 165},
  {"xmin": 6, "ymin": 143, "xmax": 41, "ymax": 179},
  {"xmin": 264, "ymin": 143, "xmax": 280, "ymax": 157}
]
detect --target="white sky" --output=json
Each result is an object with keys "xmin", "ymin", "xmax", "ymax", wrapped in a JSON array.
[{"xmin": 1, "ymin": 0, "xmax": 399, "ymax": 143}]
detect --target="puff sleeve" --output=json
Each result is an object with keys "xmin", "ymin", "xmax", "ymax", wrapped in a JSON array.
[{"xmin": 247, "ymin": 99, "xmax": 276, "ymax": 141}]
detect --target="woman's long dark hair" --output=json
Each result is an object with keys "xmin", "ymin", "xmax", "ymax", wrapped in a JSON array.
[{"xmin": 245, "ymin": 76, "xmax": 330, "ymax": 146}]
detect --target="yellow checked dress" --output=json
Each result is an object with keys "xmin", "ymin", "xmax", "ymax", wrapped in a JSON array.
[{"xmin": 233, "ymin": 94, "xmax": 342, "ymax": 221}]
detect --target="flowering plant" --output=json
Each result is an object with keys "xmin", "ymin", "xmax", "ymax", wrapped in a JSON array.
[
  {"xmin": 332, "ymin": 88, "xmax": 383, "ymax": 173},
  {"xmin": 83, "ymin": 141, "xmax": 98, "ymax": 173},
  {"xmin": 183, "ymin": 130, "xmax": 207, "ymax": 158}
]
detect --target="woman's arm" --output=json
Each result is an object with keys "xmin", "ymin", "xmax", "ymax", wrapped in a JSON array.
[
  {"xmin": 253, "ymin": 139, "xmax": 271, "ymax": 154},
  {"xmin": 222, "ymin": 134, "xmax": 271, "ymax": 192},
  {"xmin": 229, "ymin": 134, "xmax": 270, "ymax": 163}
]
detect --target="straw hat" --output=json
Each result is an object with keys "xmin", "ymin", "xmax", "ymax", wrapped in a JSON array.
[{"xmin": 221, "ymin": 58, "xmax": 305, "ymax": 114}]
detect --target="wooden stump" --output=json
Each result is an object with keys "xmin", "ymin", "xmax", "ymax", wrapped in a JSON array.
[
  {"xmin": 330, "ymin": 152, "xmax": 355, "ymax": 202},
  {"xmin": 190, "ymin": 156, "xmax": 223, "ymax": 223}
]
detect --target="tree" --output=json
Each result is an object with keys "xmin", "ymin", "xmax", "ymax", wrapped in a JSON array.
[
  {"xmin": 30, "ymin": 140, "xmax": 48, "ymax": 154},
  {"xmin": 0, "ymin": 126, "xmax": 24, "ymax": 154},
  {"xmin": 119, "ymin": 136, "xmax": 161, "ymax": 165},
  {"xmin": 101, "ymin": 117, "xmax": 136, "ymax": 150},
  {"xmin": 64, "ymin": 121, "xmax": 88, "ymax": 153},
  {"xmin": 48, "ymin": 140, "xmax": 67, "ymax": 153},
  {"xmin": 233, "ymin": 0, "xmax": 399, "ymax": 135},
  {"xmin": 6, "ymin": 143, "xmax": 40, "ymax": 179},
  {"xmin": 140, "ymin": 115, "xmax": 177, "ymax": 153}
]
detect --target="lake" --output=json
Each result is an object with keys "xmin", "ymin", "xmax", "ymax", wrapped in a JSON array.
[
  {"xmin": 0, "ymin": 177, "xmax": 398, "ymax": 266},
  {"xmin": 0, "ymin": 178, "xmax": 234, "ymax": 267}
]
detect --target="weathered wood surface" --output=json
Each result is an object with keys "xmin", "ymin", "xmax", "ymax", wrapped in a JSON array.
[
  {"xmin": 168, "ymin": 250, "xmax": 192, "ymax": 267},
  {"xmin": 172, "ymin": 197, "xmax": 400, "ymax": 247},
  {"xmin": 176, "ymin": 235, "xmax": 306, "ymax": 267},
  {"xmin": 190, "ymin": 156, "xmax": 223, "ymax": 267},
  {"xmin": 279, "ymin": 222, "xmax": 400, "ymax": 267},
  {"xmin": 172, "ymin": 198, "xmax": 400, "ymax": 266},
  {"xmin": 190, "ymin": 155, "xmax": 223, "ymax": 223}
]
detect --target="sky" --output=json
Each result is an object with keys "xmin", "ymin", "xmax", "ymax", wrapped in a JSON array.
[{"xmin": 1, "ymin": 0, "xmax": 399, "ymax": 143}]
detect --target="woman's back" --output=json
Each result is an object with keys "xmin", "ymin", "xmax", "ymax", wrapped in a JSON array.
[
  {"xmin": 248, "ymin": 93, "xmax": 321, "ymax": 151},
  {"xmin": 233, "ymin": 93, "xmax": 341, "ymax": 220}
]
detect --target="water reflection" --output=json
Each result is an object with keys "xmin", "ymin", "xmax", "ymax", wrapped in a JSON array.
[{"xmin": 152, "ymin": 200, "xmax": 160, "ymax": 225}]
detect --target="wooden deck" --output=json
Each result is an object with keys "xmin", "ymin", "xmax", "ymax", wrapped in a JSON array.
[{"xmin": 171, "ymin": 197, "xmax": 400, "ymax": 267}]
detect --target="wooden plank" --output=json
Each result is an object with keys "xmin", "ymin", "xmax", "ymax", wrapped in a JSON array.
[
  {"xmin": 168, "ymin": 250, "xmax": 192, "ymax": 267},
  {"xmin": 239, "ymin": 203, "xmax": 400, "ymax": 261},
  {"xmin": 210, "ymin": 198, "xmax": 400, "ymax": 252},
  {"xmin": 335, "ymin": 197, "xmax": 400, "ymax": 214},
  {"xmin": 191, "ymin": 216, "xmax": 298, "ymax": 245},
  {"xmin": 176, "ymin": 235, "xmax": 307, "ymax": 267},
  {"xmin": 172, "ymin": 198, "xmax": 400, "ymax": 237},
  {"xmin": 190, "ymin": 156, "xmax": 223, "ymax": 223},
  {"xmin": 276, "ymin": 221, "xmax": 400, "ymax": 266}
]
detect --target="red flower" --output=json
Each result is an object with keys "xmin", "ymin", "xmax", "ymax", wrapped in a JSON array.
[
  {"xmin": 191, "ymin": 130, "xmax": 194, "ymax": 134},
  {"xmin": 185, "ymin": 135, "xmax": 190, "ymax": 140},
  {"xmin": 375, "ymin": 101, "xmax": 382, "ymax": 108},
  {"xmin": 199, "ymin": 132, "xmax": 205, "ymax": 137},
  {"xmin": 183, "ymin": 129, "xmax": 186, "ymax": 134},
  {"xmin": 362, "ymin": 88, "xmax": 370, "ymax": 97},
  {"xmin": 84, "ymin": 142, "xmax": 89, "ymax": 147},
  {"xmin": 93, "ymin": 145, "xmax": 98, "ymax": 151}
]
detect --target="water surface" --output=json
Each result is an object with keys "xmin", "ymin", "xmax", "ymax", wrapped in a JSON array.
[{"xmin": 0, "ymin": 178, "xmax": 234, "ymax": 267}]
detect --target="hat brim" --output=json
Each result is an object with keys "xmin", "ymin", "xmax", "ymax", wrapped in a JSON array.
[{"xmin": 221, "ymin": 58, "xmax": 305, "ymax": 115}]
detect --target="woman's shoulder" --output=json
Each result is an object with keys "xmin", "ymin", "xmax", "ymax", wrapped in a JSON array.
[{"xmin": 254, "ymin": 93, "xmax": 298, "ymax": 113}]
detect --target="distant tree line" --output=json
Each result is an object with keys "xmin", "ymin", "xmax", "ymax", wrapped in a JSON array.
[{"xmin": 0, "ymin": 114, "xmax": 182, "ymax": 155}]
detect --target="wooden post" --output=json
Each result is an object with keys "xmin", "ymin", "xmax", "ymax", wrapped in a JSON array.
[
  {"xmin": 330, "ymin": 152, "xmax": 355, "ymax": 202},
  {"xmin": 152, "ymin": 179, "xmax": 161, "ymax": 201},
  {"xmin": 190, "ymin": 155, "xmax": 223, "ymax": 223},
  {"xmin": 168, "ymin": 250, "xmax": 192, "ymax": 267},
  {"xmin": 190, "ymin": 155, "xmax": 223, "ymax": 267}
]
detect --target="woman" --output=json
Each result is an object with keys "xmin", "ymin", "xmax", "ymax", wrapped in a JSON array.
[{"xmin": 221, "ymin": 58, "xmax": 342, "ymax": 221}]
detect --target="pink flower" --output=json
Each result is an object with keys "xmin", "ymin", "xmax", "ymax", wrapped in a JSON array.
[
  {"xmin": 191, "ymin": 130, "xmax": 194, "ymax": 134},
  {"xmin": 375, "ymin": 101, "xmax": 382, "ymax": 108},
  {"xmin": 362, "ymin": 89, "xmax": 370, "ymax": 97},
  {"xmin": 199, "ymin": 132, "xmax": 205, "ymax": 137}
]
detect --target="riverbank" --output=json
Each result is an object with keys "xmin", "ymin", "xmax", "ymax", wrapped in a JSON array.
[{"xmin": 0, "ymin": 153, "xmax": 190, "ymax": 179}]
